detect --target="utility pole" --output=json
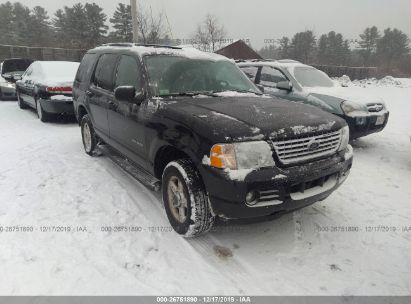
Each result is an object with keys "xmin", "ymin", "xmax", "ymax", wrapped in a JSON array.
[{"xmin": 130, "ymin": 0, "xmax": 139, "ymax": 43}]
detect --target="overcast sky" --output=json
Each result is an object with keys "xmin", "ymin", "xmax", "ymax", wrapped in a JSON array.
[{"xmin": 2, "ymin": 0, "xmax": 411, "ymax": 49}]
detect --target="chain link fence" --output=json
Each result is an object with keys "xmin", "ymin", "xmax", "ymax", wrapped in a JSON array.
[{"xmin": 0, "ymin": 44, "xmax": 87, "ymax": 62}]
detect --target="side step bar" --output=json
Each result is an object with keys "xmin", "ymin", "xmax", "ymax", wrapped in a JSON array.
[{"xmin": 99, "ymin": 145, "xmax": 161, "ymax": 192}]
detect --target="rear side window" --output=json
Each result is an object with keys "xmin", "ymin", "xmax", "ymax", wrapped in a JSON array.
[
  {"xmin": 240, "ymin": 66, "xmax": 259, "ymax": 82},
  {"xmin": 115, "ymin": 55, "xmax": 142, "ymax": 91},
  {"xmin": 93, "ymin": 54, "xmax": 118, "ymax": 91},
  {"xmin": 76, "ymin": 53, "xmax": 98, "ymax": 83}
]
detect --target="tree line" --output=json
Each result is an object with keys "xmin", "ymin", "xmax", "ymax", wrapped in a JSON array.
[
  {"xmin": 0, "ymin": 1, "xmax": 410, "ymax": 75},
  {"xmin": 259, "ymin": 27, "xmax": 410, "ymax": 75},
  {"xmin": 0, "ymin": 1, "xmax": 169, "ymax": 49}
]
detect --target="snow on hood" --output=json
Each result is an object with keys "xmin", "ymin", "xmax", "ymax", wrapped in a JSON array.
[
  {"xmin": 305, "ymin": 85, "xmax": 386, "ymax": 106},
  {"xmin": 174, "ymin": 96, "xmax": 345, "ymax": 141}
]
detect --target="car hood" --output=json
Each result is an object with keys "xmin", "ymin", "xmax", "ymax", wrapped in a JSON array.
[
  {"xmin": 305, "ymin": 86, "xmax": 386, "ymax": 106},
  {"xmin": 160, "ymin": 96, "xmax": 346, "ymax": 142}
]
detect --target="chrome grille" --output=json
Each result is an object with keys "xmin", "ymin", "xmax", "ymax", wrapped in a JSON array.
[
  {"xmin": 272, "ymin": 130, "xmax": 341, "ymax": 165},
  {"xmin": 367, "ymin": 103, "xmax": 384, "ymax": 113}
]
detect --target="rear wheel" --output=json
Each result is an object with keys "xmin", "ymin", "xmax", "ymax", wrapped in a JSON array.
[
  {"xmin": 81, "ymin": 114, "xmax": 98, "ymax": 156},
  {"xmin": 36, "ymin": 98, "xmax": 52, "ymax": 122},
  {"xmin": 162, "ymin": 159, "xmax": 215, "ymax": 237}
]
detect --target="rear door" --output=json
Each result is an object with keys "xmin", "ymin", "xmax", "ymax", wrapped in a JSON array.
[
  {"xmin": 108, "ymin": 54, "xmax": 148, "ymax": 169},
  {"xmin": 87, "ymin": 53, "xmax": 119, "ymax": 137}
]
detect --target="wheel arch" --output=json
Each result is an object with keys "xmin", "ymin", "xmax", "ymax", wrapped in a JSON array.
[
  {"xmin": 153, "ymin": 145, "xmax": 193, "ymax": 179},
  {"xmin": 77, "ymin": 104, "xmax": 88, "ymax": 125}
]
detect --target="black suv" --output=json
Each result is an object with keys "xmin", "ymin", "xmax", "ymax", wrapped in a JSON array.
[{"xmin": 73, "ymin": 43, "xmax": 353, "ymax": 237}]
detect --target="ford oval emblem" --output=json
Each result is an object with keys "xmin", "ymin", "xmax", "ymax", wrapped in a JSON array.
[{"xmin": 308, "ymin": 139, "xmax": 321, "ymax": 151}]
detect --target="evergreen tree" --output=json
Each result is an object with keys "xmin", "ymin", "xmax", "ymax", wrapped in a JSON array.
[
  {"xmin": 290, "ymin": 31, "xmax": 316, "ymax": 63},
  {"xmin": 84, "ymin": 3, "xmax": 108, "ymax": 48},
  {"xmin": 0, "ymin": 2, "xmax": 14, "ymax": 44},
  {"xmin": 317, "ymin": 34, "xmax": 328, "ymax": 64},
  {"xmin": 11, "ymin": 2, "xmax": 33, "ymax": 45},
  {"xmin": 30, "ymin": 6, "xmax": 53, "ymax": 47},
  {"xmin": 358, "ymin": 26, "xmax": 380, "ymax": 66},
  {"xmin": 377, "ymin": 28, "xmax": 410, "ymax": 69},
  {"xmin": 109, "ymin": 3, "xmax": 132, "ymax": 42},
  {"xmin": 278, "ymin": 37, "xmax": 292, "ymax": 59},
  {"xmin": 317, "ymin": 31, "xmax": 351, "ymax": 66},
  {"xmin": 259, "ymin": 44, "xmax": 277, "ymax": 59}
]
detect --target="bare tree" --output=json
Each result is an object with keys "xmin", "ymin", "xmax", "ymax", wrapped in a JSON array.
[
  {"xmin": 136, "ymin": 5, "xmax": 167, "ymax": 44},
  {"xmin": 193, "ymin": 14, "xmax": 226, "ymax": 52}
]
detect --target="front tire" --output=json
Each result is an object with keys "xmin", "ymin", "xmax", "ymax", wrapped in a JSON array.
[
  {"xmin": 17, "ymin": 92, "xmax": 27, "ymax": 109},
  {"xmin": 162, "ymin": 159, "xmax": 215, "ymax": 237},
  {"xmin": 81, "ymin": 114, "xmax": 98, "ymax": 156}
]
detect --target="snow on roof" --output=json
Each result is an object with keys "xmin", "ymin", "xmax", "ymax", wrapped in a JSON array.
[
  {"xmin": 94, "ymin": 44, "xmax": 230, "ymax": 62},
  {"xmin": 237, "ymin": 59, "xmax": 310, "ymax": 69}
]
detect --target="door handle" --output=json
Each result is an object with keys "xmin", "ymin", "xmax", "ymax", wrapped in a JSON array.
[{"xmin": 86, "ymin": 90, "xmax": 94, "ymax": 97}]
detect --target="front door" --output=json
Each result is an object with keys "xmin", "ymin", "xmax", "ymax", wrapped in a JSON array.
[{"xmin": 108, "ymin": 54, "xmax": 148, "ymax": 170}]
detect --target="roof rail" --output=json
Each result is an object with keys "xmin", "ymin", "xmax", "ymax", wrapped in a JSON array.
[
  {"xmin": 102, "ymin": 43, "xmax": 134, "ymax": 47},
  {"xmin": 101, "ymin": 43, "xmax": 183, "ymax": 50},
  {"xmin": 134, "ymin": 44, "xmax": 182, "ymax": 50},
  {"xmin": 276, "ymin": 59, "xmax": 301, "ymax": 64}
]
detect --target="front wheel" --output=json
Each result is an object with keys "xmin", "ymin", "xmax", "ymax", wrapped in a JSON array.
[
  {"xmin": 17, "ymin": 92, "xmax": 27, "ymax": 109},
  {"xmin": 162, "ymin": 159, "xmax": 215, "ymax": 237},
  {"xmin": 81, "ymin": 114, "xmax": 98, "ymax": 156}
]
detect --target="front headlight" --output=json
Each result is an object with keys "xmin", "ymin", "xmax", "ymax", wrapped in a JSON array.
[
  {"xmin": 210, "ymin": 141, "xmax": 275, "ymax": 170},
  {"xmin": 338, "ymin": 126, "xmax": 350, "ymax": 151},
  {"xmin": 341, "ymin": 100, "xmax": 367, "ymax": 117}
]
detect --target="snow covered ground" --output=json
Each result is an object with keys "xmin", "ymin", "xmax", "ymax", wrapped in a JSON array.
[{"xmin": 0, "ymin": 84, "xmax": 410, "ymax": 296}]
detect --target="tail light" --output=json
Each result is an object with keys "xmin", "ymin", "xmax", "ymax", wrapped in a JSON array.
[{"xmin": 46, "ymin": 86, "xmax": 72, "ymax": 93}]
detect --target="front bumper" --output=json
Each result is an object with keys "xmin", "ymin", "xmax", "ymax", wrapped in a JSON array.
[
  {"xmin": 343, "ymin": 112, "xmax": 389, "ymax": 139},
  {"xmin": 199, "ymin": 146, "xmax": 353, "ymax": 220},
  {"xmin": 40, "ymin": 98, "xmax": 75, "ymax": 115},
  {"xmin": 0, "ymin": 85, "xmax": 17, "ymax": 100}
]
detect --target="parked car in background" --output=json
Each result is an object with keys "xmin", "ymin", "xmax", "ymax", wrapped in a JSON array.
[
  {"xmin": 16, "ymin": 61, "xmax": 80, "ymax": 122},
  {"xmin": 0, "ymin": 58, "xmax": 33, "ymax": 100},
  {"xmin": 73, "ymin": 44, "xmax": 353, "ymax": 237},
  {"xmin": 238, "ymin": 60, "xmax": 390, "ymax": 139}
]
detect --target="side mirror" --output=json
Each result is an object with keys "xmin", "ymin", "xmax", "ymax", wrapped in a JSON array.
[
  {"xmin": 115, "ymin": 86, "xmax": 145, "ymax": 105},
  {"xmin": 256, "ymin": 84, "xmax": 265, "ymax": 93},
  {"xmin": 276, "ymin": 81, "xmax": 293, "ymax": 91},
  {"xmin": 3, "ymin": 74, "xmax": 13, "ymax": 81}
]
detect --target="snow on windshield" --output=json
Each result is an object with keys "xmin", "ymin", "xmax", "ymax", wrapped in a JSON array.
[
  {"xmin": 293, "ymin": 67, "xmax": 335, "ymax": 88},
  {"xmin": 144, "ymin": 56, "xmax": 260, "ymax": 97}
]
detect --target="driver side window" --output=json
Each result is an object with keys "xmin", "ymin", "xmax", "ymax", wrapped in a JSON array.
[
  {"xmin": 115, "ymin": 55, "xmax": 142, "ymax": 92},
  {"xmin": 260, "ymin": 66, "xmax": 288, "ymax": 88}
]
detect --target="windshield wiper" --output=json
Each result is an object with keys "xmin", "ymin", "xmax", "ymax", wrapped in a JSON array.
[
  {"xmin": 160, "ymin": 91, "xmax": 219, "ymax": 98},
  {"xmin": 213, "ymin": 89, "xmax": 263, "ymax": 96}
]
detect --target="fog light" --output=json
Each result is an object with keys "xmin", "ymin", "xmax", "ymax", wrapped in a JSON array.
[{"xmin": 246, "ymin": 191, "xmax": 258, "ymax": 205}]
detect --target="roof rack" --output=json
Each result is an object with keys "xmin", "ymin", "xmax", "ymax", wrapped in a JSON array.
[
  {"xmin": 102, "ymin": 43, "xmax": 134, "ymax": 47},
  {"xmin": 276, "ymin": 59, "xmax": 301, "ymax": 64},
  {"xmin": 134, "ymin": 44, "xmax": 182, "ymax": 50},
  {"xmin": 101, "ymin": 43, "xmax": 182, "ymax": 50}
]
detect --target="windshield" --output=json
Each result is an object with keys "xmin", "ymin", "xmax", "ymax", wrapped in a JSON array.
[
  {"xmin": 2, "ymin": 59, "xmax": 32, "ymax": 76},
  {"xmin": 293, "ymin": 67, "xmax": 335, "ymax": 88},
  {"xmin": 144, "ymin": 56, "xmax": 260, "ymax": 97}
]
